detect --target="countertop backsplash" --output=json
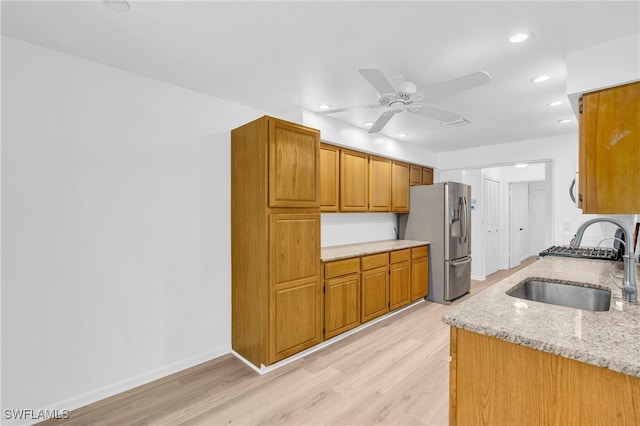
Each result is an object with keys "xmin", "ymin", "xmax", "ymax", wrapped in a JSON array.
[{"xmin": 321, "ymin": 213, "xmax": 399, "ymax": 247}]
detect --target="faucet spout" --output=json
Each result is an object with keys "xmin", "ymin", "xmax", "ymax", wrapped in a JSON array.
[{"xmin": 571, "ymin": 217, "xmax": 637, "ymax": 302}]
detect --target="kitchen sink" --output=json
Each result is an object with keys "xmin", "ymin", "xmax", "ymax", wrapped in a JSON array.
[{"xmin": 506, "ymin": 278, "xmax": 611, "ymax": 312}]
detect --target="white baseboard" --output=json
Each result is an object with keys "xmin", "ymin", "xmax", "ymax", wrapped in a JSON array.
[
  {"xmin": 233, "ymin": 299, "xmax": 427, "ymax": 375},
  {"xmin": 472, "ymin": 274, "xmax": 486, "ymax": 281},
  {"xmin": 4, "ymin": 345, "xmax": 231, "ymax": 426}
]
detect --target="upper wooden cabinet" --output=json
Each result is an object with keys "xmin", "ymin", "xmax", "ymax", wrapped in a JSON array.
[
  {"xmin": 320, "ymin": 143, "xmax": 340, "ymax": 212},
  {"xmin": 268, "ymin": 119, "xmax": 320, "ymax": 208},
  {"xmin": 391, "ymin": 161, "xmax": 410, "ymax": 212},
  {"xmin": 578, "ymin": 81, "xmax": 640, "ymax": 213},
  {"xmin": 422, "ymin": 167, "xmax": 434, "ymax": 185},
  {"xmin": 369, "ymin": 156, "xmax": 392, "ymax": 211},
  {"xmin": 340, "ymin": 149, "xmax": 369, "ymax": 212},
  {"xmin": 409, "ymin": 165, "xmax": 423, "ymax": 186}
]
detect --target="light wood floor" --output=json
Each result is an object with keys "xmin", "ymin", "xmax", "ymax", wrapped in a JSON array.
[{"xmin": 42, "ymin": 257, "xmax": 537, "ymax": 426}]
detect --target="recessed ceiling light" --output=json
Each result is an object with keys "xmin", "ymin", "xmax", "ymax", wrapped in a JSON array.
[
  {"xmin": 548, "ymin": 100, "xmax": 564, "ymax": 107},
  {"xmin": 103, "ymin": 0, "xmax": 130, "ymax": 12},
  {"xmin": 509, "ymin": 33, "xmax": 529, "ymax": 43},
  {"xmin": 514, "ymin": 163, "xmax": 528, "ymax": 169},
  {"xmin": 558, "ymin": 119, "xmax": 571, "ymax": 124},
  {"xmin": 531, "ymin": 75, "xmax": 550, "ymax": 83},
  {"xmin": 364, "ymin": 121, "xmax": 374, "ymax": 127},
  {"xmin": 318, "ymin": 104, "xmax": 331, "ymax": 110},
  {"xmin": 398, "ymin": 133, "xmax": 407, "ymax": 138}
]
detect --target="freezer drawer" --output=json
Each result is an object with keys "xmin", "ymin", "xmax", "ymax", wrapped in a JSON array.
[{"xmin": 446, "ymin": 256, "xmax": 471, "ymax": 301}]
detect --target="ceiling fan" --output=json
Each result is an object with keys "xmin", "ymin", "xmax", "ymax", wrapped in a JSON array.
[{"xmin": 318, "ymin": 68, "xmax": 492, "ymax": 133}]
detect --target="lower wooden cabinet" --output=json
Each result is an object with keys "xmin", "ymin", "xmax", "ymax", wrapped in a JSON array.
[
  {"xmin": 361, "ymin": 252, "xmax": 390, "ymax": 322},
  {"xmin": 410, "ymin": 246, "xmax": 429, "ymax": 301},
  {"xmin": 389, "ymin": 249, "xmax": 411, "ymax": 310},
  {"xmin": 323, "ymin": 258, "xmax": 361, "ymax": 339},
  {"xmin": 322, "ymin": 245, "xmax": 429, "ymax": 342}
]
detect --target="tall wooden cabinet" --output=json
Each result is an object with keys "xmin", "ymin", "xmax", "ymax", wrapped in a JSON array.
[
  {"xmin": 578, "ymin": 81, "xmax": 640, "ymax": 213},
  {"xmin": 231, "ymin": 116, "xmax": 322, "ymax": 367}
]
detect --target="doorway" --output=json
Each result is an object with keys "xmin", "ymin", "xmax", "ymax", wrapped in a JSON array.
[{"xmin": 484, "ymin": 177, "xmax": 501, "ymax": 276}]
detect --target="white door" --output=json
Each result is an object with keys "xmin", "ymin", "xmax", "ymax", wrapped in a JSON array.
[
  {"xmin": 529, "ymin": 182, "xmax": 547, "ymax": 255},
  {"xmin": 509, "ymin": 182, "xmax": 530, "ymax": 268},
  {"xmin": 484, "ymin": 178, "xmax": 500, "ymax": 275}
]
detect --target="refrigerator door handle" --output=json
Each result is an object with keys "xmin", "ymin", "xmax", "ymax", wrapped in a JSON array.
[
  {"xmin": 460, "ymin": 197, "xmax": 468, "ymax": 242},
  {"xmin": 450, "ymin": 257, "xmax": 472, "ymax": 266}
]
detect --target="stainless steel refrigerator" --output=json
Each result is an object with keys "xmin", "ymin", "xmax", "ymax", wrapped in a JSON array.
[{"xmin": 399, "ymin": 182, "xmax": 471, "ymax": 304}]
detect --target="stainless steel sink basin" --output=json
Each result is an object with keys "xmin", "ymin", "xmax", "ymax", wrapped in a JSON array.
[{"xmin": 506, "ymin": 278, "xmax": 611, "ymax": 311}]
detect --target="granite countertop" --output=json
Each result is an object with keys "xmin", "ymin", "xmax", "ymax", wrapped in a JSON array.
[
  {"xmin": 442, "ymin": 256, "xmax": 640, "ymax": 378},
  {"xmin": 321, "ymin": 239, "xmax": 429, "ymax": 262}
]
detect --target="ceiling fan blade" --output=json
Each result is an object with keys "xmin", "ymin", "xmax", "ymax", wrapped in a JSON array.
[
  {"xmin": 368, "ymin": 110, "xmax": 396, "ymax": 133},
  {"xmin": 359, "ymin": 68, "xmax": 397, "ymax": 96},
  {"xmin": 425, "ymin": 71, "xmax": 492, "ymax": 95},
  {"xmin": 412, "ymin": 104, "xmax": 463, "ymax": 123},
  {"xmin": 316, "ymin": 104, "xmax": 383, "ymax": 115}
]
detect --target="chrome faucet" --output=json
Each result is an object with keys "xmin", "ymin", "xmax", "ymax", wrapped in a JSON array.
[{"xmin": 570, "ymin": 217, "xmax": 637, "ymax": 302}]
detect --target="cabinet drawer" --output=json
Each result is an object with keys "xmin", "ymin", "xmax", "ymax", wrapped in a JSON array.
[
  {"xmin": 390, "ymin": 248, "xmax": 411, "ymax": 264},
  {"xmin": 361, "ymin": 252, "xmax": 389, "ymax": 270},
  {"xmin": 324, "ymin": 257, "xmax": 360, "ymax": 279},
  {"xmin": 411, "ymin": 245, "xmax": 428, "ymax": 259}
]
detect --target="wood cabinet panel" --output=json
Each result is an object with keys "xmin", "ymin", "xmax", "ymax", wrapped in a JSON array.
[
  {"xmin": 450, "ymin": 327, "xmax": 640, "ymax": 426},
  {"xmin": 272, "ymin": 279, "xmax": 321, "ymax": 361},
  {"xmin": 320, "ymin": 143, "xmax": 339, "ymax": 212},
  {"xmin": 270, "ymin": 214, "xmax": 319, "ymax": 285},
  {"xmin": 324, "ymin": 273, "xmax": 361, "ymax": 339},
  {"xmin": 268, "ymin": 119, "xmax": 320, "ymax": 208},
  {"xmin": 391, "ymin": 161, "xmax": 410, "ymax": 212},
  {"xmin": 324, "ymin": 257, "xmax": 359, "ymax": 279},
  {"xmin": 579, "ymin": 81, "xmax": 640, "ymax": 213},
  {"xmin": 369, "ymin": 156, "xmax": 392, "ymax": 211},
  {"xmin": 361, "ymin": 266, "xmax": 389, "ymax": 322},
  {"xmin": 422, "ymin": 167, "xmax": 434, "ymax": 185},
  {"xmin": 411, "ymin": 253, "xmax": 428, "ymax": 301},
  {"xmin": 409, "ymin": 165, "xmax": 422, "ymax": 186},
  {"xmin": 389, "ymin": 260, "xmax": 411, "ymax": 310},
  {"xmin": 361, "ymin": 252, "xmax": 388, "ymax": 271},
  {"xmin": 340, "ymin": 149, "xmax": 368, "ymax": 212}
]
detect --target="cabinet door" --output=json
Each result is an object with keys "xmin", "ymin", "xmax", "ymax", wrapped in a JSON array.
[
  {"xmin": 411, "ymin": 255, "xmax": 429, "ymax": 301},
  {"xmin": 369, "ymin": 156, "xmax": 392, "ymax": 211},
  {"xmin": 320, "ymin": 143, "xmax": 340, "ymax": 212},
  {"xmin": 269, "ymin": 213, "xmax": 322, "ymax": 363},
  {"xmin": 579, "ymin": 81, "xmax": 640, "ymax": 213},
  {"xmin": 268, "ymin": 119, "xmax": 320, "ymax": 208},
  {"xmin": 409, "ymin": 165, "xmax": 423, "ymax": 186},
  {"xmin": 392, "ymin": 161, "xmax": 410, "ymax": 212},
  {"xmin": 340, "ymin": 149, "xmax": 368, "ymax": 212},
  {"xmin": 325, "ymin": 273, "xmax": 361, "ymax": 339},
  {"xmin": 389, "ymin": 260, "xmax": 411, "ymax": 310},
  {"xmin": 422, "ymin": 167, "xmax": 434, "ymax": 185},
  {"xmin": 361, "ymin": 266, "xmax": 389, "ymax": 322}
]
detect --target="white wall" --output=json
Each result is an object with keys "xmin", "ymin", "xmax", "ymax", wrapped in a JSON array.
[
  {"xmin": 321, "ymin": 213, "xmax": 398, "ymax": 247},
  {"xmin": 1, "ymin": 37, "xmax": 266, "ymax": 416},
  {"xmin": 566, "ymin": 32, "xmax": 640, "ymax": 113}
]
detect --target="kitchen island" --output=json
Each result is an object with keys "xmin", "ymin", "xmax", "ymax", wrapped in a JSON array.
[{"xmin": 443, "ymin": 256, "xmax": 640, "ymax": 425}]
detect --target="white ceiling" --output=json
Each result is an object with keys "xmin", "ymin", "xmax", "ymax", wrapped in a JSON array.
[{"xmin": 2, "ymin": 1, "xmax": 639, "ymax": 152}]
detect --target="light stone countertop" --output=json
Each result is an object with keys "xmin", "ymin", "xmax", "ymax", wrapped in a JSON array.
[
  {"xmin": 442, "ymin": 256, "xmax": 640, "ymax": 378},
  {"xmin": 321, "ymin": 239, "xmax": 429, "ymax": 262}
]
